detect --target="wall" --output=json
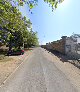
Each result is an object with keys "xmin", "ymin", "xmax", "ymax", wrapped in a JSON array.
[
  {"xmin": 51, "ymin": 36, "xmax": 66, "ymax": 54},
  {"xmin": 46, "ymin": 43, "xmax": 53, "ymax": 50},
  {"xmin": 41, "ymin": 35, "xmax": 80, "ymax": 59}
]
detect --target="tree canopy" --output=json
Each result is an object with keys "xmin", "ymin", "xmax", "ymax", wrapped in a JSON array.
[
  {"xmin": 16, "ymin": 0, "xmax": 64, "ymax": 11},
  {"xmin": 0, "ymin": 0, "xmax": 64, "ymax": 51},
  {"xmin": 0, "ymin": 0, "xmax": 39, "ymax": 51}
]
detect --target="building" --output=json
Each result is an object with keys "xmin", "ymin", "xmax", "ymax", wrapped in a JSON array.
[
  {"xmin": 65, "ymin": 34, "xmax": 80, "ymax": 59},
  {"xmin": 45, "ymin": 34, "xmax": 80, "ymax": 59}
]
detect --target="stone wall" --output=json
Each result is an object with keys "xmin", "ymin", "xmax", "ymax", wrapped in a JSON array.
[
  {"xmin": 41, "ymin": 36, "xmax": 66, "ymax": 54},
  {"xmin": 51, "ymin": 38, "xmax": 65, "ymax": 54}
]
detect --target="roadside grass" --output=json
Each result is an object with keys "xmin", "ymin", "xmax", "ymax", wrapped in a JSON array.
[
  {"xmin": 0, "ymin": 55, "xmax": 13, "ymax": 62},
  {"xmin": 0, "ymin": 55, "xmax": 5, "ymax": 60},
  {"xmin": 0, "ymin": 49, "xmax": 13, "ymax": 62},
  {"xmin": 0, "ymin": 50, "xmax": 7, "ymax": 61}
]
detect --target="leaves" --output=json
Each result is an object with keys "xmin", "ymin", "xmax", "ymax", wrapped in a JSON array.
[
  {"xmin": 29, "ymin": 3, "xmax": 34, "ymax": 9},
  {"xmin": 0, "ymin": 0, "xmax": 39, "ymax": 48}
]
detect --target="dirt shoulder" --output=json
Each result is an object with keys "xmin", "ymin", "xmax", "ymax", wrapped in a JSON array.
[{"xmin": 0, "ymin": 48, "xmax": 34, "ymax": 86}]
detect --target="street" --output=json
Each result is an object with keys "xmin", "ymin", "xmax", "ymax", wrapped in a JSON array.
[{"xmin": 0, "ymin": 47, "xmax": 78, "ymax": 92}]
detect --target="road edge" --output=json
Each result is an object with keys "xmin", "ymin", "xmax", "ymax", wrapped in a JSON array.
[{"xmin": 0, "ymin": 49, "xmax": 34, "ymax": 88}]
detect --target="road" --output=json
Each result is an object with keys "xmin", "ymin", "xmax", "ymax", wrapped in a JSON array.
[{"xmin": 0, "ymin": 47, "xmax": 78, "ymax": 92}]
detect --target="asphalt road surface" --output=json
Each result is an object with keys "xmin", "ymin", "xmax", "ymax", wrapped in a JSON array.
[{"xmin": 0, "ymin": 47, "xmax": 78, "ymax": 92}]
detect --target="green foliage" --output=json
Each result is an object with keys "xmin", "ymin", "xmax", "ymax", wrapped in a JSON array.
[
  {"xmin": 0, "ymin": 0, "xmax": 39, "ymax": 50},
  {"xmin": 26, "ymin": 31, "xmax": 39, "ymax": 47},
  {"xmin": 0, "ymin": 0, "xmax": 64, "ymax": 50},
  {"xmin": 44, "ymin": 0, "xmax": 64, "ymax": 11},
  {"xmin": 15, "ymin": 0, "xmax": 64, "ymax": 11}
]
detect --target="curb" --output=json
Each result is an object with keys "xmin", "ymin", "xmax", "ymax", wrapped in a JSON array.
[{"xmin": 0, "ymin": 50, "xmax": 33, "ymax": 88}]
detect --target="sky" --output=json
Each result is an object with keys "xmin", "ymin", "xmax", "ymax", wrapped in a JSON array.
[{"xmin": 19, "ymin": 0, "xmax": 80, "ymax": 45}]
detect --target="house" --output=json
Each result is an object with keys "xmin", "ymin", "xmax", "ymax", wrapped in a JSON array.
[{"xmin": 65, "ymin": 34, "xmax": 80, "ymax": 59}]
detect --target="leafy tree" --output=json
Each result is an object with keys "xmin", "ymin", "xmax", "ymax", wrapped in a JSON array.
[
  {"xmin": 13, "ymin": 0, "xmax": 64, "ymax": 11},
  {"xmin": 0, "ymin": 0, "xmax": 23, "ymax": 51},
  {"xmin": 26, "ymin": 30, "xmax": 39, "ymax": 48},
  {"xmin": 0, "ymin": 0, "xmax": 39, "ymax": 52},
  {"xmin": 44, "ymin": 0, "xmax": 64, "ymax": 11}
]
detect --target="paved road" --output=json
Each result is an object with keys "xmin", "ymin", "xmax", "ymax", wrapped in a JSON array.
[{"xmin": 0, "ymin": 47, "xmax": 78, "ymax": 92}]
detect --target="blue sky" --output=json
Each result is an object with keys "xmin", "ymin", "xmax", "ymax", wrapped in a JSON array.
[{"xmin": 19, "ymin": 0, "xmax": 80, "ymax": 45}]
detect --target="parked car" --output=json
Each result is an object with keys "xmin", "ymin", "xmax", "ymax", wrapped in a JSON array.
[
  {"xmin": 7, "ymin": 49, "xmax": 24, "ymax": 56},
  {"xmin": 31, "ymin": 46, "xmax": 35, "ymax": 48}
]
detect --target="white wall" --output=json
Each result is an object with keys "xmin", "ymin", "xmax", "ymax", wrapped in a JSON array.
[
  {"xmin": 77, "ymin": 38, "xmax": 80, "ymax": 43},
  {"xmin": 65, "ymin": 38, "xmax": 77, "ymax": 54}
]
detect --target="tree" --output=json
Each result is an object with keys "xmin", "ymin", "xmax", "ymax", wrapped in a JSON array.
[
  {"xmin": 26, "ymin": 30, "xmax": 39, "ymax": 48},
  {"xmin": 44, "ymin": 0, "xmax": 64, "ymax": 11},
  {"xmin": 0, "ymin": 0, "xmax": 23, "ymax": 51},
  {"xmin": 14, "ymin": 0, "xmax": 64, "ymax": 11},
  {"xmin": 0, "ymin": 0, "xmax": 39, "ymax": 52}
]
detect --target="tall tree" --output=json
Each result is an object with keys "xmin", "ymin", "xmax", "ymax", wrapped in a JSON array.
[
  {"xmin": 14, "ymin": 0, "xmax": 64, "ymax": 11},
  {"xmin": 0, "ymin": 0, "xmax": 39, "ymax": 51}
]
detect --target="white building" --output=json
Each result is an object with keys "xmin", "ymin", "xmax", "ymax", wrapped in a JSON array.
[{"xmin": 65, "ymin": 34, "xmax": 80, "ymax": 59}]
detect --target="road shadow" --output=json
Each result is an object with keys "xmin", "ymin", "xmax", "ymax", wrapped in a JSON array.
[{"xmin": 43, "ymin": 48, "xmax": 80, "ymax": 69}]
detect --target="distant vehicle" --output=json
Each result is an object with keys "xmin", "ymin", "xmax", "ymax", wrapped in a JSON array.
[
  {"xmin": 7, "ymin": 49, "xmax": 24, "ymax": 56},
  {"xmin": 31, "ymin": 46, "xmax": 35, "ymax": 48}
]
